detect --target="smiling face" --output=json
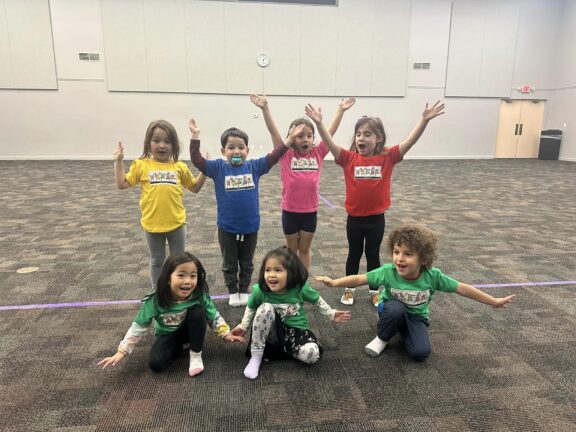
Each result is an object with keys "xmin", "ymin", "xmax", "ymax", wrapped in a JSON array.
[
  {"xmin": 221, "ymin": 136, "xmax": 249, "ymax": 165},
  {"xmin": 150, "ymin": 127, "xmax": 174, "ymax": 162},
  {"xmin": 169, "ymin": 261, "xmax": 198, "ymax": 301},
  {"xmin": 354, "ymin": 123, "xmax": 383, "ymax": 157},
  {"xmin": 263, "ymin": 257, "xmax": 288, "ymax": 293},
  {"xmin": 392, "ymin": 242, "xmax": 423, "ymax": 280}
]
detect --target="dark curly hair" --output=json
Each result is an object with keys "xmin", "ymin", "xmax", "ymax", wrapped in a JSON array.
[
  {"xmin": 258, "ymin": 246, "xmax": 308, "ymax": 292},
  {"xmin": 386, "ymin": 223, "xmax": 438, "ymax": 268}
]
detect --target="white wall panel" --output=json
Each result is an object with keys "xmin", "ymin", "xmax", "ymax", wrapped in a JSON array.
[
  {"xmin": 186, "ymin": 1, "xmax": 227, "ymax": 93},
  {"xmin": 223, "ymin": 2, "xmax": 263, "ymax": 94},
  {"xmin": 101, "ymin": 0, "xmax": 147, "ymax": 91},
  {"xmin": 299, "ymin": 5, "xmax": 338, "ymax": 95},
  {"xmin": 335, "ymin": 0, "xmax": 373, "ymax": 96},
  {"xmin": 143, "ymin": 0, "xmax": 188, "ymax": 92},
  {"xmin": 446, "ymin": 1, "xmax": 519, "ymax": 97},
  {"xmin": 445, "ymin": 2, "xmax": 484, "ymax": 96},
  {"xmin": 478, "ymin": 4, "xmax": 518, "ymax": 97},
  {"xmin": 0, "ymin": 0, "xmax": 56, "ymax": 89},
  {"xmin": 370, "ymin": 0, "xmax": 410, "ymax": 96},
  {"xmin": 262, "ymin": 4, "xmax": 301, "ymax": 95}
]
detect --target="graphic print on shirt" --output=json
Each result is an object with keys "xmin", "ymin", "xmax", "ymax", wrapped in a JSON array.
[
  {"xmin": 390, "ymin": 288, "xmax": 430, "ymax": 306},
  {"xmin": 273, "ymin": 303, "xmax": 300, "ymax": 320},
  {"xmin": 149, "ymin": 170, "xmax": 178, "ymax": 185},
  {"xmin": 354, "ymin": 166, "xmax": 382, "ymax": 179},
  {"xmin": 161, "ymin": 310, "xmax": 187, "ymax": 327},
  {"xmin": 291, "ymin": 157, "xmax": 319, "ymax": 171},
  {"xmin": 224, "ymin": 174, "xmax": 255, "ymax": 191}
]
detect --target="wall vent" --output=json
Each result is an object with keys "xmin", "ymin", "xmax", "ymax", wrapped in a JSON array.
[
  {"xmin": 413, "ymin": 62, "xmax": 430, "ymax": 70},
  {"xmin": 79, "ymin": 52, "xmax": 100, "ymax": 61}
]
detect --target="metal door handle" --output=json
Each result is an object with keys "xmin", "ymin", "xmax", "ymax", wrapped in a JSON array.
[
  {"xmin": 515, "ymin": 124, "xmax": 519, "ymax": 135},
  {"xmin": 519, "ymin": 124, "xmax": 523, "ymax": 135}
]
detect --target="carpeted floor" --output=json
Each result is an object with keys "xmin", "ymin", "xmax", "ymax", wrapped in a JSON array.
[{"xmin": 0, "ymin": 158, "xmax": 575, "ymax": 431}]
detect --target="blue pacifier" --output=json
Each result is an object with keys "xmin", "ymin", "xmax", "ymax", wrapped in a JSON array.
[{"xmin": 231, "ymin": 156, "xmax": 243, "ymax": 165}]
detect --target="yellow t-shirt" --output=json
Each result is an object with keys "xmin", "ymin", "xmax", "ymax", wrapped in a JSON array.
[{"xmin": 125, "ymin": 159, "xmax": 197, "ymax": 233}]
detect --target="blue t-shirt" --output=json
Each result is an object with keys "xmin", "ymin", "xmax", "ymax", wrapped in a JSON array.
[{"xmin": 205, "ymin": 157, "xmax": 270, "ymax": 234}]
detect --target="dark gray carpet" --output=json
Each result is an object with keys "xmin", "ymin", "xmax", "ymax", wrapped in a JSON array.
[{"xmin": 0, "ymin": 159, "xmax": 575, "ymax": 431}]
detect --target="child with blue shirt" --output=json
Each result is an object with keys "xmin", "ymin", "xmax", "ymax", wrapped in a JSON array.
[
  {"xmin": 315, "ymin": 223, "xmax": 515, "ymax": 361},
  {"xmin": 189, "ymin": 118, "xmax": 305, "ymax": 307}
]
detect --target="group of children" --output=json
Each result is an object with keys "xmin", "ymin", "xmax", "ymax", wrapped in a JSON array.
[{"xmin": 100, "ymin": 96, "xmax": 516, "ymax": 379}]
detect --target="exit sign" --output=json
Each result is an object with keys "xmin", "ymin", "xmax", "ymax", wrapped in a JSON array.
[{"xmin": 520, "ymin": 85, "xmax": 532, "ymax": 93}]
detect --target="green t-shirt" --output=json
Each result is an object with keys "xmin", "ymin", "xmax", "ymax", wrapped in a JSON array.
[
  {"xmin": 247, "ymin": 282, "xmax": 320, "ymax": 330},
  {"xmin": 366, "ymin": 263, "xmax": 459, "ymax": 320},
  {"xmin": 134, "ymin": 293, "xmax": 219, "ymax": 336}
]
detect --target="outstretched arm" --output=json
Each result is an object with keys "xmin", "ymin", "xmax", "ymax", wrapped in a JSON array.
[
  {"xmin": 188, "ymin": 118, "xmax": 207, "ymax": 174},
  {"xmin": 455, "ymin": 283, "xmax": 516, "ymax": 308},
  {"xmin": 327, "ymin": 97, "xmax": 356, "ymax": 135},
  {"xmin": 250, "ymin": 94, "xmax": 284, "ymax": 148},
  {"xmin": 398, "ymin": 101, "xmax": 445, "ymax": 157},
  {"xmin": 314, "ymin": 274, "xmax": 369, "ymax": 288},
  {"xmin": 305, "ymin": 104, "xmax": 342, "ymax": 160},
  {"xmin": 113, "ymin": 142, "xmax": 131, "ymax": 190}
]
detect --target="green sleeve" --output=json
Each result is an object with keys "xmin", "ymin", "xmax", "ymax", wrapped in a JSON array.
[
  {"xmin": 247, "ymin": 284, "xmax": 264, "ymax": 309},
  {"xmin": 432, "ymin": 268, "xmax": 459, "ymax": 293},
  {"xmin": 366, "ymin": 266, "xmax": 387, "ymax": 288},
  {"xmin": 302, "ymin": 283, "xmax": 320, "ymax": 303},
  {"xmin": 133, "ymin": 297, "xmax": 157, "ymax": 327},
  {"xmin": 202, "ymin": 294, "xmax": 219, "ymax": 320}
]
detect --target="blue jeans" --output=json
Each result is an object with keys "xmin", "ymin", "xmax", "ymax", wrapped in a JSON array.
[{"xmin": 377, "ymin": 299, "xmax": 431, "ymax": 362}]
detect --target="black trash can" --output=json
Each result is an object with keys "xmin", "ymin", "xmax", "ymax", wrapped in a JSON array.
[{"xmin": 538, "ymin": 129, "xmax": 562, "ymax": 160}]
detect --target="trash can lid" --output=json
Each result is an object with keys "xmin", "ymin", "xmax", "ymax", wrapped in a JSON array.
[{"xmin": 541, "ymin": 129, "xmax": 562, "ymax": 136}]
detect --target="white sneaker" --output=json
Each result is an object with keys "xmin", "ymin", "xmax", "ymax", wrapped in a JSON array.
[
  {"xmin": 340, "ymin": 288, "xmax": 355, "ymax": 305},
  {"xmin": 238, "ymin": 293, "xmax": 250, "ymax": 306},
  {"xmin": 228, "ymin": 293, "xmax": 241, "ymax": 307}
]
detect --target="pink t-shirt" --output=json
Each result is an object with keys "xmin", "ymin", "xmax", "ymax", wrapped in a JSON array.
[{"xmin": 280, "ymin": 141, "xmax": 329, "ymax": 212}]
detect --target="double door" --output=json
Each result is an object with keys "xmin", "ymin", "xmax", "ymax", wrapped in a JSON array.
[{"xmin": 495, "ymin": 100, "xmax": 545, "ymax": 158}]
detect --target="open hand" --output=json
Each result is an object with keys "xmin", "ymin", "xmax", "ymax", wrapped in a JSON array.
[
  {"xmin": 422, "ymin": 101, "xmax": 445, "ymax": 121},
  {"xmin": 250, "ymin": 94, "xmax": 268, "ymax": 109},
  {"xmin": 231, "ymin": 326, "xmax": 247, "ymax": 338},
  {"xmin": 188, "ymin": 118, "xmax": 200, "ymax": 138},
  {"xmin": 338, "ymin": 97, "xmax": 356, "ymax": 111},
  {"xmin": 224, "ymin": 333, "xmax": 246, "ymax": 343},
  {"xmin": 305, "ymin": 104, "xmax": 322, "ymax": 124},
  {"xmin": 97, "ymin": 351, "xmax": 125, "ymax": 369},
  {"xmin": 313, "ymin": 275, "xmax": 336, "ymax": 287},
  {"xmin": 285, "ymin": 124, "xmax": 306, "ymax": 146},
  {"xmin": 492, "ymin": 294, "xmax": 516, "ymax": 308},
  {"xmin": 333, "ymin": 310, "xmax": 352, "ymax": 323},
  {"xmin": 113, "ymin": 141, "xmax": 124, "ymax": 161}
]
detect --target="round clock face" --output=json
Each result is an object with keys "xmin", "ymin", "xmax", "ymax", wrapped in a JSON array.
[{"xmin": 257, "ymin": 53, "xmax": 270, "ymax": 67}]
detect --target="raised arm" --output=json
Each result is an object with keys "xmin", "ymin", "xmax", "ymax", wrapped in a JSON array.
[
  {"xmin": 305, "ymin": 104, "xmax": 342, "ymax": 160},
  {"xmin": 455, "ymin": 283, "xmax": 516, "ymax": 308},
  {"xmin": 113, "ymin": 141, "xmax": 131, "ymax": 190},
  {"xmin": 250, "ymin": 94, "xmax": 284, "ymax": 148},
  {"xmin": 314, "ymin": 274, "xmax": 369, "ymax": 288},
  {"xmin": 188, "ymin": 118, "xmax": 207, "ymax": 174},
  {"xmin": 398, "ymin": 101, "xmax": 445, "ymax": 157},
  {"xmin": 327, "ymin": 97, "xmax": 356, "ymax": 135},
  {"xmin": 266, "ymin": 123, "xmax": 306, "ymax": 168}
]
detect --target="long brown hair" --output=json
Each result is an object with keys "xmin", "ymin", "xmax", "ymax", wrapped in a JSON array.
[
  {"xmin": 140, "ymin": 120, "xmax": 180, "ymax": 161},
  {"xmin": 349, "ymin": 116, "xmax": 386, "ymax": 154}
]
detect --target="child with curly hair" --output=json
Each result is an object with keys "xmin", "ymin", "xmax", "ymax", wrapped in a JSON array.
[{"xmin": 315, "ymin": 223, "xmax": 515, "ymax": 362}]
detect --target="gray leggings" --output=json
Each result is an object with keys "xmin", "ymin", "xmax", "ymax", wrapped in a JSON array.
[{"xmin": 144, "ymin": 224, "xmax": 186, "ymax": 288}]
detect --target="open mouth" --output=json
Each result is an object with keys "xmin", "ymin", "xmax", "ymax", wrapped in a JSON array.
[{"xmin": 357, "ymin": 144, "xmax": 366, "ymax": 151}]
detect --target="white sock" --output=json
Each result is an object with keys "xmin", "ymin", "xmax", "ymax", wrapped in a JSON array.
[
  {"xmin": 365, "ymin": 336, "xmax": 387, "ymax": 357},
  {"xmin": 244, "ymin": 347, "xmax": 264, "ymax": 379},
  {"xmin": 189, "ymin": 350, "xmax": 204, "ymax": 377}
]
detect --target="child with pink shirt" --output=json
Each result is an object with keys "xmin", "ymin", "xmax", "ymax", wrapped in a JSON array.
[{"xmin": 250, "ymin": 95, "xmax": 356, "ymax": 270}]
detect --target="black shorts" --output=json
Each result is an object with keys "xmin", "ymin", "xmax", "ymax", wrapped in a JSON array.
[{"xmin": 282, "ymin": 210, "xmax": 317, "ymax": 235}]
